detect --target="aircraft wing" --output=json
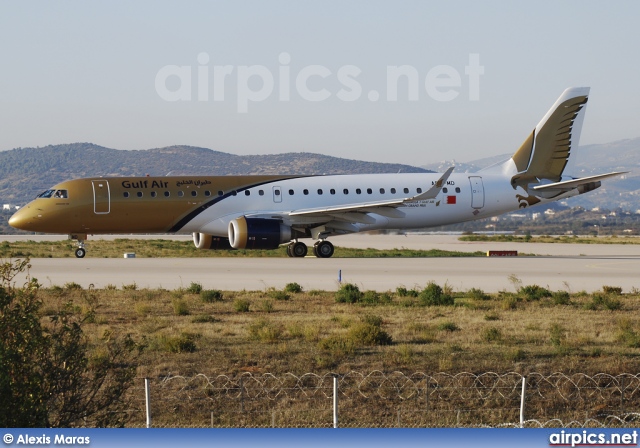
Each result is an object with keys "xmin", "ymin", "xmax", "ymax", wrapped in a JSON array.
[
  {"xmin": 532, "ymin": 171, "xmax": 627, "ymax": 192},
  {"xmin": 287, "ymin": 167, "xmax": 455, "ymax": 219}
]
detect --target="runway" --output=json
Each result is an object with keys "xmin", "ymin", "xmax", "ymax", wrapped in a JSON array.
[{"xmin": 4, "ymin": 234, "xmax": 640, "ymax": 292}]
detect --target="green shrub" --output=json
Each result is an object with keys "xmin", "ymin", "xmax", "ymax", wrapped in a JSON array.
[
  {"xmin": 603, "ymin": 285, "xmax": 623, "ymax": 295},
  {"xmin": 347, "ymin": 322, "xmax": 392, "ymax": 346},
  {"xmin": 586, "ymin": 293, "xmax": 623, "ymax": 311},
  {"xmin": 155, "ymin": 333, "xmax": 197, "ymax": 353},
  {"xmin": 186, "ymin": 282, "xmax": 203, "ymax": 294},
  {"xmin": 64, "ymin": 282, "xmax": 83, "ymax": 290},
  {"xmin": 172, "ymin": 299, "xmax": 190, "ymax": 316},
  {"xmin": 419, "ymin": 282, "xmax": 454, "ymax": 306},
  {"xmin": 519, "ymin": 285, "xmax": 552, "ymax": 301},
  {"xmin": 551, "ymin": 291, "xmax": 571, "ymax": 305},
  {"xmin": 268, "ymin": 290, "xmax": 290, "ymax": 301},
  {"xmin": 122, "ymin": 282, "xmax": 137, "ymax": 291},
  {"xmin": 335, "ymin": 283, "xmax": 362, "ymax": 303},
  {"xmin": 284, "ymin": 282, "xmax": 303, "ymax": 293},
  {"xmin": 549, "ymin": 323, "xmax": 566, "ymax": 347},
  {"xmin": 396, "ymin": 287, "xmax": 419, "ymax": 297},
  {"xmin": 615, "ymin": 319, "xmax": 640, "ymax": 348},
  {"xmin": 437, "ymin": 321, "xmax": 460, "ymax": 332},
  {"xmin": 468, "ymin": 288, "xmax": 490, "ymax": 300},
  {"xmin": 318, "ymin": 335, "xmax": 356, "ymax": 355},
  {"xmin": 201, "ymin": 289, "xmax": 223, "ymax": 303},
  {"xmin": 361, "ymin": 314, "xmax": 384, "ymax": 327},
  {"xmin": 233, "ymin": 299, "xmax": 251, "ymax": 312},
  {"xmin": 482, "ymin": 327, "xmax": 502, "ymax": 342},
  {"xmin": 259, "ymin": 299, "xmax": 274, "ymax": 313},
  {"xmin": 247, "ymin": 318, "xmax": 282, "ymax": 343}
]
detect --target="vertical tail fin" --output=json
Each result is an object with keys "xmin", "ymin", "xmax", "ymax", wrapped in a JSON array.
[{"xmin": 510, "ymin": 87, "xmax": 590, "ymax": 190}]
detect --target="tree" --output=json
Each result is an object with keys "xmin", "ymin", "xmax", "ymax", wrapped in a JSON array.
[{"xmin": 0, "ymin": 259, "xmax": 140, "ymax": 427}]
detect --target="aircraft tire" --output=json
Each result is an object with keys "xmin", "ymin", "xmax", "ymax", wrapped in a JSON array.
[
  {"xmin": 75, "ymin": 248, "xmax": 86, "ymax": 258},
  {"xmin": 314, "ymin": 240, "xmax": 334, "ymax": 258},
  {"xmin": 291, "ymin": 242, "xmax": 308, "ymax": 257}
]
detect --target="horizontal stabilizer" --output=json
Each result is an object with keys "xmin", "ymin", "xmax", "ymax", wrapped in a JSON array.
[{"xmin": 532, "ymin": 171, "xmax": 627, "ymax": 192}]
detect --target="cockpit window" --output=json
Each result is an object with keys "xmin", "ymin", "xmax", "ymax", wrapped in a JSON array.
[
  {"xmin": 38, "ymin": 189, "xmax": 68, "ymax": 199},
  {"xmin": 38, "ymin": 189, "xmax": 55, "ymax": 198}
]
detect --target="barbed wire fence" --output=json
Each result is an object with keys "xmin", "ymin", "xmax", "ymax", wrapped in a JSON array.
[{"xmin": 125, "ymin": 372, "xmax": 640, "ymax": 428}]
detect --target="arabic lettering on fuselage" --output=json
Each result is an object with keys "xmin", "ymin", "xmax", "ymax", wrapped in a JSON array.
[{"xmin": 176, "ymin": 180, "xmax": 212, "ymax": 187}]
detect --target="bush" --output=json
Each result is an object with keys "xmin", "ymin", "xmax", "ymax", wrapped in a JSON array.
[
  {"xmin": 233, "ymin": 299, "xmax": 251, "ymax": 312},
  {"xmin": 284, "ymin": 282, "xmax": 303, "ymax": 293},
  {"xmin": 172, "ymin": 299, "xmax": 190, "ymax": 316},
  {"xmin": 519, "ymin": 285, "xmax": 552, "ymax": 301},
  {"xmin": 468, "ymin": 288, "xmax": 490, "ymax": 300},
  {"xmin": 437, "ymin": 321, "xmax": 460, "ymax": 332},
  {"xmin": 347, "ymin": 322, "xmax": 392, "ymax": 346},
  {"xmin": 0, "ymin": 258, "xmax": 139, "ymax": 427},
  {"xmin": 549, "ymin": 323, "xmax": 566, "ymax": 347},
  {"xmin": 247, "ymin": 318, "xmax": 282, "ymax": 343},
  {"xmin": 419, "ymin": 282, "xmax": 454, "ymax": 306},
  {"xmin": 201, "ymin": 289, "xmax": 223, "ymax": 303},
  {"xmin": 396, "ymin": 287, "xmax": 419, "ymax": 297},
  {"xmin": 335, "ymin": 283, "xmax": 362, "ymax": 303},
  {"xmin": 603, "ymin": 286, "xmax": 623, "ymax": 295},
  {"xmin": 551, "ymin": 291, "xmax": 571, "ymax": 305},
  {"xmin": 268, "ymin": 289, "xmax": 290, "ymax": 301},
  {"xmin": 482, "ymin": 327, "xmax": 502, "ymax": 342},
  {"xmin": 586, "ymin": 293, "xmax": 623, "ymax": 311},
  {"xmin": 155, "ymin": 333, "xmax": 197, "ymax": 353},
  {"xmin": 186, "ymin": 282, "xmax": 203, "ymax": 294},
  {"xmin": 360, "ymin": 290, "xmax": 393, "ymax": 305},
  {"xmin": 64, "ymin": 281, "xmax": 83, "ymax": 290}
]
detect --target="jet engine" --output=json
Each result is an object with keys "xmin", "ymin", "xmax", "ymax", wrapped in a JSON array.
[
  {"xmin": 228, "ymin": 216, "xmax": 293, "ymax": 249},
  {"xmin": 192, "ymin": 232, "xmax": 233, "ymax": 250}
]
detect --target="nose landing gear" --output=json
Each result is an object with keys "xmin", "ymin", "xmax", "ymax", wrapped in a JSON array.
[{"xmin": 70, "ymin": 234, "xmax": 87, "ymax": 258}]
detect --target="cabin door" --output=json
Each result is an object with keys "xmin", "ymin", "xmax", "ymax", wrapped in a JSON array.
[
  {"xmin": 273, "ymin": 186, "xmax": 282, "ymax": 203},
  {"xmin": 92, "ymin": 180, "xmax": 111, "ymax": 214},
  {"xmin": 469, "ymin": 176, "xmax": 485, "ymax": 209}
]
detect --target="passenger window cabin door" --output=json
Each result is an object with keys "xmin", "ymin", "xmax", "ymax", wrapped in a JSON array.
[
  {"xmin": 273, "ymin": 186, "xmax": 282, "ymax": 203},
  {"xmin": 468, "ymin": 176, "xmax": 485, "ymax": 209},
  {"xmin": 92, "ymin": 180, "xmax": 110, "ymax": 214}
]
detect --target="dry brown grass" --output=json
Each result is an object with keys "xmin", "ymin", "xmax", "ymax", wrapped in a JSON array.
[
  {"xmin": 37, "ymin": 284, "xmax": 640, "ymax": 379},
  {"xmin": 33, "ymin": 282, "xmax": 640, "ymax": 427}
]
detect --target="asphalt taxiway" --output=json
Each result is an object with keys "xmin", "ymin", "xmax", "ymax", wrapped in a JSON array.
[{"xmin": 4, "ymin": 234, "xmax": 640, "ymax": 292}]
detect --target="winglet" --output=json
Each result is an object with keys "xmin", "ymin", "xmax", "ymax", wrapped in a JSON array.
[{"xmin": 407, "ymin": 166, "xmax": 455, "ymax": 201}]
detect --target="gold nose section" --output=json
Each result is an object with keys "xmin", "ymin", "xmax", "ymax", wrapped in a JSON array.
[{"xmin": 8, "ymin": 208, "xmax": 35, "ymax": 231}]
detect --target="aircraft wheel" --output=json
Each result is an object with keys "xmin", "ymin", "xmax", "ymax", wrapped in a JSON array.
[
  {"xmin": 75, "ymin": 248, "xmax": 86, "ymax": 258},
  {"xmin": 314, "ymin": 240, "xmax": 334, "ymax": 258},
  {"xmin": 286, "ymin": 244, "xmax": 294, "ymax": 257},
  {"xmin": 291, "ymin": 242, "xmax": 308, "ymax": 258}
]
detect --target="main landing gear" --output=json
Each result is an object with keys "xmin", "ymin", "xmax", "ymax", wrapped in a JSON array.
[
  {"xmin": 70, "ymin": 234, "xmax": 87, "ymax": 258},
  {"xmin": 286, "ymin": 240, "xmax": 335, "ymax": 258}
]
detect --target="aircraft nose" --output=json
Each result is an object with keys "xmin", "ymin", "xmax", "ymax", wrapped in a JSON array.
[{"xmin": 8, "ymin": 208, "xmax": 35, "ymax": 231}]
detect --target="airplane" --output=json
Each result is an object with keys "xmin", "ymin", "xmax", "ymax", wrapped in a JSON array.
[{"xmin": 9, "ymin": 87, "xmax": 627, "ymax": 258}]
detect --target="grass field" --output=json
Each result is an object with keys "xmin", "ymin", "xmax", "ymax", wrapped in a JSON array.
[
  {"xmin": 0, "ymin": 238, "xmax": 487, "ymax": 258},
  {"xmin": 40, "ymin": 280, "xmax": 640, "ymax": 378},
  {"xmin": 17, "ymin": 277, "xmax": 640, "ymax": 426},
  {"xmin": 459, "ymin": 234, "xmax": 640, "ymax": 244}
]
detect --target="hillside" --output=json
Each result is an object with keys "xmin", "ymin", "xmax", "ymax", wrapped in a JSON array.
[
  {"xmin": 422, "ymin": 137, "xmax": 640, "ymax": 211},
  {"xmin": 0, "ymin": 143, "xmax": 429, "ymax": 206}
]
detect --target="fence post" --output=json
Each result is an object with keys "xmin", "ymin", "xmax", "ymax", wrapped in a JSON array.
[
  {"xmin": 519, "ymin": 376, "xmax": 527, "ymax": 428},
  {"xmin": 145, "ymin": 378, "xmax": 152, "ymax": 428},
  {"xmin": 333, "ymin": 375, "xmax": 339, "ymax": 428},
  {"xmin": 240, "ymin": 376, "xmax": 244, "ymax": 413}
]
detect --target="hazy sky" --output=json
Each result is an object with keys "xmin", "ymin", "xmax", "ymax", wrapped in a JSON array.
[{"xmin": 1, "ymin": 1, "xmax": 639, "ymax": 166}]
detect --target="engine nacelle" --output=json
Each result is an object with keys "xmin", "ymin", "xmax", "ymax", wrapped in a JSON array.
[
  {"xmin": 192, "ymin": 232, "xmax": 233, "ymax": 250},
  {"xmin": 228, "ymin": 217, "xmax": 292, "ymax": 250}
]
